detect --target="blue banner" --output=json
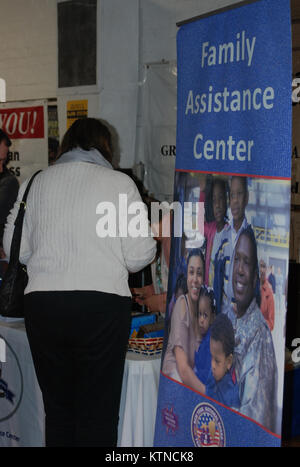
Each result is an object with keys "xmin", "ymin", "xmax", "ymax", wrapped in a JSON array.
[
  {"xmin": 155, "ymin": 375, "xmax": 280, "ymax": 447},
  {"xmin": 154, "ymin": 0, "xmax": 291, "ymax": 448},
  {"xmin": 176, "ymin": 0, "xmax": 291, "ymax": 179}
]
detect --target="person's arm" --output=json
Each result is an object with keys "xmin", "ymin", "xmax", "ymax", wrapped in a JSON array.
[
  {"xmin": 0, "ymin": 175, "xmax": 19, "ymax": 246},
  {"xmin": 174, "ymin": 345, "xmax": 206, "ymax": 394},
  {"xmin": 132, "ymin": 283, "xmax": 155, "ymax": 300},
  {"xmin": 3, "ymin": 179, "xmax": 32, "ymax": 263},
  {"xmin": 120, "ymin": 179, "xmax": 156, "ymax": 273},
  {"xmin": 238, "ymin": 326, "xmax": 277, "ymax": 432},
  {"xmin": 136, "ymin": 292, "xmax": 167, "ymax": 314},
  {"xmin": 165, "ymin": 296, "xmax": 205, "ymax": 392},
  {"xmin": 172, "ymin": 295, "xmax": 206, "ymax": 393},
  {"xmin": 268, "ymin": 290, "xmax": 275, "ymax": 332},
  {"xmin": 0, "ymin": 247, "xmax": 5, "ymax": 259},
  {"xmin": 0, "ymin": 175, "xmax": 19, "ymax": 225}
]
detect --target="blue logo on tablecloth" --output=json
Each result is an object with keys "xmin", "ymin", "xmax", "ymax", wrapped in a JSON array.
[
  {"xmin": 191, "ymin": 402, "xmax": 225, "ymax": 447},
  {"xmin": 0, "ymin": 365, "xmax": 15, "ymax": 404},
  {"xmin": 0, "ymin": 336, "xmax": 23, "ymax": 422}
]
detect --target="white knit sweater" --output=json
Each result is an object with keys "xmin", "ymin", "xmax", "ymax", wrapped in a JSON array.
[{"xmin": 3, "ymin": 157, "xmax": 157, "ymax": 297}]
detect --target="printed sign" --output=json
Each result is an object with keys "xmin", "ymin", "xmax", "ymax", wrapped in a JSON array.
[
  {"xmin": 154, "ymin": 0, "xmax": 292, "ymax": 447},
  {"xmin": 67, "ymin": 100, "xmax": 88, "ymax": 129},
  {"xmin": 0, "ymin": 100, "xmax": 48, "ymax": 183},
  {"xmin": 0, "ymin": 106, "xmax": 44, "ymax": 139}
]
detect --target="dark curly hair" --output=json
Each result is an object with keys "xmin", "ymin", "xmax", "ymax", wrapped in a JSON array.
[
  {"xmin": 210, "ymin": 313, "xmax": 235, "ymax": 357},
  {"xmin": 197, "ymin": 285, "xmax": 216, "ymax": 316},
  {"xmin": 187, "ymin": 248, "xmax": 205, "ymax": 269},
  {"xmin": 174, "ymin": 273, "xmax": 187, "ymax": 296},
  {"xmin": 205, "ymin": 176, "xmax": 229, "ymax": 223}
]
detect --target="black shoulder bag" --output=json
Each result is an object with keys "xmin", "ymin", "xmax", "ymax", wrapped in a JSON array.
[{"xmin": 0, "ymin": 170, "xmax": 41, "ymax": 318}]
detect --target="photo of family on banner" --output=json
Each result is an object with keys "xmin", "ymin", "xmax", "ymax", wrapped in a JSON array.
[{"xmin": 154, "ymin": 0, "xmax": 292, "ymax": 447}]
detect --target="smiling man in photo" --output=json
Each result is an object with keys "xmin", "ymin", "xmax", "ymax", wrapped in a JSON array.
[{"xmin": 224, "ymin": 225, "xmax": 278, "ymax": 433}]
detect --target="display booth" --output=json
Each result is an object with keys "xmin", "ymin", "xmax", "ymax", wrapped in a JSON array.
[
  {"xmin": 1, "ymin": 0, "xmax": 300, "ymax": 449},
  {"xmin": 154, "ymin": 0, "xmax": 297, "ymax": 448}
]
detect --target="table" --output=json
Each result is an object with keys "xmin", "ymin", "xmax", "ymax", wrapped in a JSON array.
[
  {"xmin": 0, "ymin": 320, "xmax": 161, "ymax": 447},
  {"xmin": 0, "ymin": 320, "xmax": 44, "ymax": 447},
  {"xmin": 118, "ymin": 351, "xmax": 161, "ymax": 447}
]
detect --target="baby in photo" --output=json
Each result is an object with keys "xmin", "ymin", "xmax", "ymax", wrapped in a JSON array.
[{"xmin": 205, "ymin": 313, "xmax": 240, "ymax": 409}]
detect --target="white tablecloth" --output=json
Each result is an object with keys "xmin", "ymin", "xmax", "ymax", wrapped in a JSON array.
[
  {"xmin": 0, "ymin": 320, "xmax": 45, "ymax": 447},
  {"xmin": 118, "ymin": 351, "xmax": 161, "ymax": 447},
  {"xmin": 0, "ymin": 320, "xmax": 161, "ymax": 447}
]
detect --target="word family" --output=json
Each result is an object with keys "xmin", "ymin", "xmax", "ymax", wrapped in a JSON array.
[{"xmin": 201, "ymin": 31, "xmax": 256, "ymax": 68}]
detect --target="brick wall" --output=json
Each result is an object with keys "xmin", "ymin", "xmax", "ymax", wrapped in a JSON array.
[{"xmin": 0, "ymin": 0, "xmax": 57, "ymax": 102}]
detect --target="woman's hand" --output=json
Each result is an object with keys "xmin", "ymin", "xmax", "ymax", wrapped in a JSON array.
[
  {"xmin": 131, "ymin": 284, "xmax": 155, "ymax": 301},
  {"xmin": 135, "ymin": 292, "xmax": 167, "ymax": 314}
]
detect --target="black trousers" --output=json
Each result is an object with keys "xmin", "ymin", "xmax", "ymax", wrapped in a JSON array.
[{"xmin": 24, "ymin": 291, "xmax": 131, "ymax": 447}]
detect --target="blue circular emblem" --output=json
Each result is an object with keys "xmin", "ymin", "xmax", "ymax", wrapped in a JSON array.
[
  {"xmin": 0, "ymin": 335, "xmax": 23, "ymax": 422},
  {"xmin": 191, "ymin": 402, "xmax": 225, "ymax": 447}
]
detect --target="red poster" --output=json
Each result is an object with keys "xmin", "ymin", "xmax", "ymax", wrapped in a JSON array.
[{"xmin": 0, "ymin": 106, "xmax": 44, "ymax": 139}]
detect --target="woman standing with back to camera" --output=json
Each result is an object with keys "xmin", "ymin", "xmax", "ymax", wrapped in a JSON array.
[{"xmin": 3, "ymin": 118, "xmax": 156, "ymax": 447}]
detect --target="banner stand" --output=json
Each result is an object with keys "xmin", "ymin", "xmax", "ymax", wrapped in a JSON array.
[{"xmin": 154, "ymin": 0, "xmax": 293, "ymax": 447}]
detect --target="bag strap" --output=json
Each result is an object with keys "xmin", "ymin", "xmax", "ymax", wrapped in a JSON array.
[{"xmin": 10, "ymin": 170, "xmax": 42, "ymax": 262}]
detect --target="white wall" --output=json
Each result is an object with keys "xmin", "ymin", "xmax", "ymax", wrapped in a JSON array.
[
  {"xmin": 140, "ymin": 0, "xmax": 241, "ymax": 64},
  {"xmin": 97, "ymin": 0, "xmax": 242, "ymax": 167},
  {"xmin": 0, "ymin": 0, "xmax": 242, "ymax": 167},
  {"xmin": 134, "ymin": 0, "xmax": 242, "ymax": 170},
  {"xmin": 0, "ymin": 0, "xmax": 57, "ymax": 102},
  {"xmin": 98, "ymin": 0, "xmax": 140, "ymax": 167}
]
